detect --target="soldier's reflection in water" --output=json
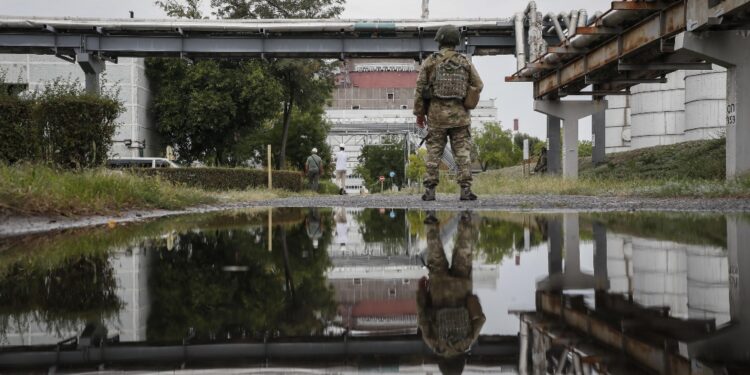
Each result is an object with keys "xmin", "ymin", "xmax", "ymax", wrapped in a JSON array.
[{"xmin": 417, "ymin": 211, "xmax": 486, "ymax": 375}]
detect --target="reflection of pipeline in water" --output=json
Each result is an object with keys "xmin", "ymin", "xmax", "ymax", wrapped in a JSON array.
[
  {"xmin": 417, "ymin": 211, "xmax": 485, "ymax": 373},
  {"xmin": 0, "ymin": 336, "xmax": 519, "ymax": 370}
]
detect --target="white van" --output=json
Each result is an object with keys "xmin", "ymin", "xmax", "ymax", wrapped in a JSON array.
[{"xmin": 106, "ymin": 157, "xmax": 180, "ymax": 169}]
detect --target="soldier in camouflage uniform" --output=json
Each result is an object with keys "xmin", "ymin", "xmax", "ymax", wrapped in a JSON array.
[
  {"xmin": 417, "ymin": 211, "xmax": 485, "ymax": 364},
  {"xmin": 414, "ymin": 25, "xmax": 484, "ymax": 201}
]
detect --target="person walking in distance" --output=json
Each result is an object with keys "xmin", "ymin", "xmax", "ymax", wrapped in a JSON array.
[
  {"xmin": 305, "ymin": 148, "xmax": 324, "ymax": 192},
  {"xmin": 414, "ymin": 24, "xmax": 484, "ymax": 201},
  {"xmin": 335, "ymin": 144, "xmax": 348, "ymax": 195}
]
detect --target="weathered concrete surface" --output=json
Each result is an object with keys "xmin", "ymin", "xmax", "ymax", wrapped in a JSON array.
[{"xmin": 3, "ymin": 194, "xmax": 750, "ymax": 238}]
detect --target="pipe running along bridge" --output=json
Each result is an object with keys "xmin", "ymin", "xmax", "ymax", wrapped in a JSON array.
[{"xmin": 0, "ymin": 0, "xmax": 748, "ymax": 178}]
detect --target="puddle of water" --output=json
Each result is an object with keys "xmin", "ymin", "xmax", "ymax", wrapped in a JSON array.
[{"xmin": 0, "ymin": 208, "xmax": 745, "ymax": 374}]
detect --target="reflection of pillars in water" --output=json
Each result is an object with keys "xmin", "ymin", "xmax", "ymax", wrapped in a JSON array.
[
  {"xmin": 548, "ymin": 217, "xmax": 563, "ymax": 275},
  {"xmin": 538, "ymin": 213, "xmax": 595, "ymax": 291},
  {"xmin": 688, "ymin": 216, "xmax": 750, "ymax": 363},
  {"xmin": 593, "ymin": 222, "xmax": 609, "ymax": 291},
  {"xmin": 727, "ymin": 216, "xmax": 746, "ymax": 322},
  {"xmin": 593, "ymin": 222, "xmax": 609, "ymax": 309},
  {"xmin": 563, "ymin": 213, "xmax": 580, "ymax": 276}
]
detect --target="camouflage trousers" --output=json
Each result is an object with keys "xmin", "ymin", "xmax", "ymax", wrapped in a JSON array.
[
  {"xmin": 425, "ymin": 220, "xmax": 474, "ymax": 307},
  {"xmin": 423, "ymin": 126, "xmax": 473, "ymax": 188}
]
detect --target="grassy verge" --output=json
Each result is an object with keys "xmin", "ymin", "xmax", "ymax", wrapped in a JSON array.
[
  {"xmin": 0, "ymin": 163, "xmax": 344, "ymax": 217},
  {"xmin": 392, "ymin": 139, "xmax": 749, "ymax": 199},
  {"xmin": 0, "ymin": 164, "xmax": 218, "ymax": 216},
  {"xmin": 409, "ymin": 172, "xmax": 750, "ymax": 198}
]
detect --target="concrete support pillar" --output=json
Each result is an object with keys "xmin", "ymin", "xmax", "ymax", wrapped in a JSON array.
[
  {"xmin": 546, "ymin": 116, "xmax": 562, "ymax": 175},
  {"xmin": 592, "ymin": 109, "xmax": 606, "ymax": 165},
  {"xmin": 76, "ymin": 52, "xmax": 106, "ymax": 94},
  {"xmin": 535, "ymin": 99, "xmax": 608, "ymax": 178},
  {"xmin": 677, "ymin": 31, "xmax": 750, "ymax": 179}
]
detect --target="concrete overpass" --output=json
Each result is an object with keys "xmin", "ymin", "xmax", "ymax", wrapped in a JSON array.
[{"xmin": 507, "ymin": 0, "xmax": 750, "ymax": 179}]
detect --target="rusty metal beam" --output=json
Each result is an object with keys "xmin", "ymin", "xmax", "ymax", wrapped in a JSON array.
[
  {"xmin": 611, "ymin": 1, "xmax": 671, "ymax": 10},
  {"xmin": 505, "ymin": 75, "xmax": 535, "ymax": 82},
  {"xmin": 618, "ymin": 62, "xmax": 712, "ymax": 71},
  {"xmin": 547, "ymin": 45, "xmax": 587, "ymax": 54},
  {"xmin": 561, "ymin": 90, "xmax": 630, "ymax": 96},
  {"xmin": 534, "ymin": 1, "xmax": 686, "ymax": 99},
  {"xmin": 576, "ymin": 26, "xmax": 622, "ymax": 35},
  {"xmin": 585, "ymin": 75, "xmax": 667, "ymax": 84}
]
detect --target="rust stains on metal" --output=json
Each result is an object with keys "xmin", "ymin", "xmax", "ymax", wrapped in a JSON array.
[{"xmin": 534, "ymin": 1, "xmax": 686, "ymax": 99}]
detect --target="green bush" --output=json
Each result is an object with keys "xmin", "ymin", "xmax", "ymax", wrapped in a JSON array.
[
  {"xmin": 139, "ymin": 167, "xmax": 303, "ymax": 191},
  {"xmin": 0, "ymin": 95, "xmax": 36, "ymax": 164},
  {"xmin": 0, "ymin": 79, "xmax": 123, "ymax": 168},
  {"xmin": 34, "ymin": 81, "xmax": 122, "ymax": 168}
]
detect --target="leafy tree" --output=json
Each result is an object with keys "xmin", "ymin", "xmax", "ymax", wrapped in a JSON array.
[
  {"xmin": 406, "ymin": 148, "xmax": 427, "ymax": 185},
  {"xmin": 239, "ymin": 106, "xmax": 332, "ymax": 172},
  {"xmin": 155, "ymin": 0, "xmax": 205, "ymax": 18},
  {"xmin": 474, "ymin": 122, "xmax": 519, "ymax": 171},
  {"xmin": 513, "ymin": 132, "xmax": 544, "ymax": 159},
  {"xmin": 147, "ymin": 59, "xmax": 282, "ymax": 165},
  {"xmin": 476, "ymin": 217, "xmax": 544, "ymax": 264},
  {"xmin": 193, "ymin": 0, "xmax": 341, "ymax": 169},
  {"xmin": 210, "ymin": 0, "xmax": 345, "ymax": 19},
  {"xmin": 147, "ymin": 213, "xmax": 336, "ymax": 342},
  {"xmin": 270, "ymin": 59, "xmax": 335, "ymax": 169},
  {"xmin": 356, "ymin": 139, "xmax": 406, "ymax": 191},
  {"xmin": 353, "ymin": 208, "xmax": 410, "ymax": 255}
]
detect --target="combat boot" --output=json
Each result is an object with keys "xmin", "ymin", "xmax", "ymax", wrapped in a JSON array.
[
  {"xmin": 422, "ymin": 186, "xmax": 436, "ymax": 201},
  {"xmin": 460, "ymin": 186, "xmax": 477, "ymax": 201}
]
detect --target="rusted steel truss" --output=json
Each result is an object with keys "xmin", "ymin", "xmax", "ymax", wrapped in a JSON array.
[{"xmin": 537, "ymin": 1, "xmax": 686, "ymax": 99}]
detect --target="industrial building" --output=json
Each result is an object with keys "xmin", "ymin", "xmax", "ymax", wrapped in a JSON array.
[{"xmin": 325, "ymin": 58, "xmax": 498, "ymax": 194}]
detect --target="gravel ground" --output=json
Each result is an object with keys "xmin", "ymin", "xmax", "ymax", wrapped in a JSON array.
[{"xmin": 2, "ymin": 193, "xmax": 750, "ymax": 237}]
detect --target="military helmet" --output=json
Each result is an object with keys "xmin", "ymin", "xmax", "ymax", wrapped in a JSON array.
[{"xmin": 434, "ymin": 25, "xmax": 461, "ymax": 46}]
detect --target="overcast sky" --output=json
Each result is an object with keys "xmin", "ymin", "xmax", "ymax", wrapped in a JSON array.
[{"xmin": 2, "ymin": 0, "xmax": 609, "ymax": 139}]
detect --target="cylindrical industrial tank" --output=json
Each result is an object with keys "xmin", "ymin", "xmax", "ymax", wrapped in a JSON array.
[
  {"xmin": 606, "ymin": 233, "xmax": 632, "ymax": 294},
  {"xmin": 630, "ymin": 71, "xmax": 686, "ymax": 150},
  {"xmin": 684, "ymin": 65, "xmax": 727, "ymax": 141},
  {"xmin": 604, "ymin": 95, "xmax": 631, "ymax": 153},
  {"xmin": 686, "ymin": 245, "xmax": 730, "ymax": 326},
  {"xmin": 631, "ymin": 237, "xmax": 688, "ymax": 319}
]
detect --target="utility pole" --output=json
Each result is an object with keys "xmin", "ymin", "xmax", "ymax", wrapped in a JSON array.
[{"xmin": 421, "ymin": 0, "xmax": 429, "ymax": 19}]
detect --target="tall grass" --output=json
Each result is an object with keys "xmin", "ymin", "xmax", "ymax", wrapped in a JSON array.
[
  {"xmin": 0, "ymin": 164, "xmax": 216, "ymax": 216},
  {"xmin": 427, "ymin": 173, "xmax": 750, "ymax": 198}
]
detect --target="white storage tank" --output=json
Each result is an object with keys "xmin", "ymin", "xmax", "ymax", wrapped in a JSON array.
[
  {"xmin": 686, "ymin": 245, "xmax": 730, "ymax": 326},
  {"xmin": 630, "ymin": 71, "xmax": 686, "ymax": 150},
  {"xmin": 606, "ymin": 233, "xmax": 633, "ymax": 294},
  {"xmin": 604, "ymin": 95, "xmax": 632, "ymax": 154},
  {"xmin": 684, "ymin": 66, "xmax": 727, "ymax": 141},
  {"xmin": 631, "ymin": 237, "xmax": 688, "ymax": 319}
]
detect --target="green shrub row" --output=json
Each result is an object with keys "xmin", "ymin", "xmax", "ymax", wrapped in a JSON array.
[
  {"xmin": 0, "ymin": 81, "xmax": 122, "ymax": 168},
  {"xmin": 138, "ymin": 167, "xmax": 303, "ymax": 191}
]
